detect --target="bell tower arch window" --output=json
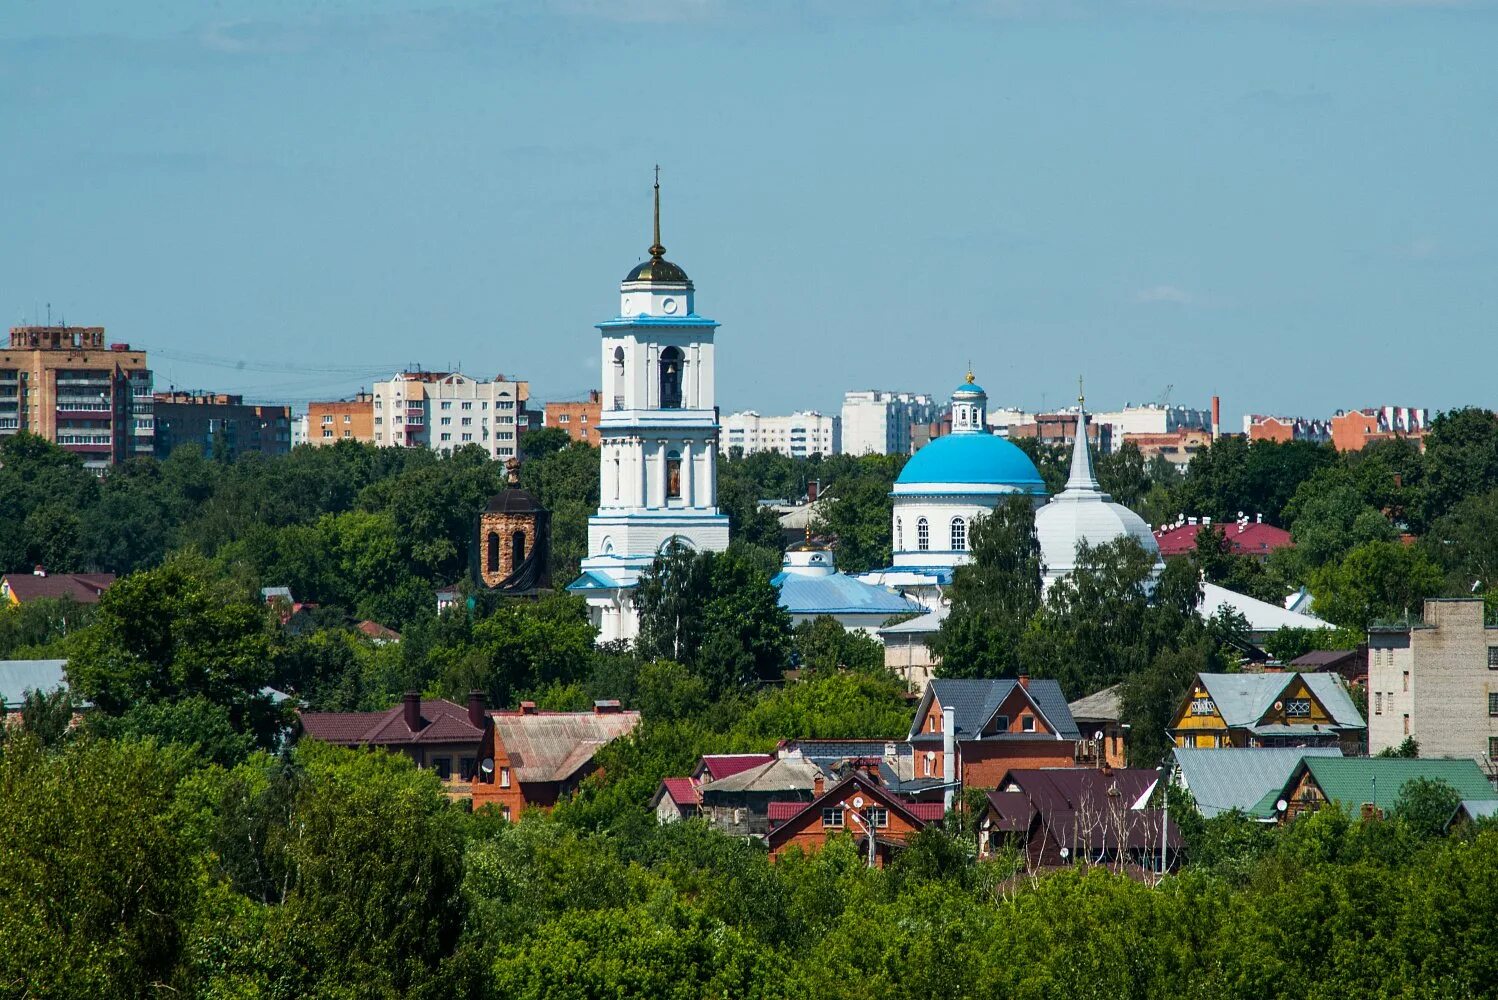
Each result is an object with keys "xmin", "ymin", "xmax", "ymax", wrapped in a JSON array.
[
  {"xmin": 486, "ymin": 532, "xmax": 500, "ymax": 574},
  {"xmin": 511, "ymin": 530, "xmax": 527, "ymax": 569},
  {"xmin": 610, "ymin": 346, "xmax": 625, "ymax": 409},
  {"xmin": 660, "ymin": 347, "xmax": 683, "ymax": 409}
]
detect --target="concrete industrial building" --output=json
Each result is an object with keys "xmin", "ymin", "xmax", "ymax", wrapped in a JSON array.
[
  {"xmin": 722, "ymin": 410, "xmax": 839, "ymax": 457},
  {"xmin": 1, "ymin": 326, "xmax": 153, "ymax": 470},
  {"xmin": 371, "ymin": 371, "xmax": 530, "ymax": 460},
  {"xmin": 840, "ymin": 390, "xmax": 938, "ymax": 456},
  {"xmin": 1368, "ymin": 599, "xmax": 1498, "ymax": 766},
  {"xmin": 153, "ymin": 391, "xmax": 292, "ymax": 459}
]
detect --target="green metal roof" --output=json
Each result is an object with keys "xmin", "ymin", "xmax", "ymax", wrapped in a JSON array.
[{"xmin": 1302, "ymin": 757, "xmax": 1498, "ymax": 813}]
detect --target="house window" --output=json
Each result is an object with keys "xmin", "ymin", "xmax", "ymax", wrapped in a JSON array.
[
  {"xmin": 500, "ymin": 767, "xmax": 511, "ymax": 788},
  {"xmin": 432, "ymin": 757, "xmax": 452, "ymax": 780},
  {"xmin": 1403, "ymin": 671, "xmax": 1409, "ymax": 692},
  {"xmin": 923, "ymin": 752, "xmax": 934, "ymax": 777},
  {"xmin": 1489, "ymin": 647, "xmax": 1498, "ymax": 668},
  {"xmin": 1021, "ymin": 715, "xmax": 1035, "ymax": 732},
  {"xmin": 950, "ymin": 517, "xmax": 966, "ymax": 551},
  {"xmin": 867, "ymin": 808, "xmax": 889, "ymax": 828},
  {"xmin": 460, "ymin": 757, "xmax": 475, "ymax": 781},
  {"xmin": 916, "ymin": 518, "xmax": 929, "ymax": 551},
  {"xmin": 1403, "ymin": 714, "xmax": 1410, "ymax": 735},
  {"xmin": 559, "ymin": 414, "xmax": 570, "ymax": 423},
  {"xmin": 993, "ymin": 715, "xmax": 1009, "ymax": 731},
  {"xmin": 441, "ymin": 401, "xmax": 452, "ymax": 410},
  {"xmin": 822, "ymin": 807, "xmax": 845, "ymax": 828},
  {"xmin": 1374, "ymin": 692, "xmax": 1383, "ymax": 715},
  {"xmin": 343, "ymin": 414, "xmax": 351, "ymax": 424},
  {"xmin": 321, "ymin": 414, "xmax": 333, "ymax": 424},
  {"xmin": 1491, "ymin": 737, "xmax": 1498, "ymax": 760},
  {"xmin": 322, "ymin": 429, "xmax": 332, "ymax": 439},
  {"xmin": 1489, "ymin": 693, "xmax": 1498, "ymax": 717},
  {"xmin": 1285, "ymin": 699, "xmax": 1312, "ymax": 718},
  {"xmin": 501, "ymin": 806, "xmax": 511, "ymax": 821}
]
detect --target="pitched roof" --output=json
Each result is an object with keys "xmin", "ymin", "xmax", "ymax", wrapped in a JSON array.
[
  {"xmin": 300, "ymin": 698, "xmax": 483, "ymax": 747},
  {"xmin": 491, "ymin": 708, "xmax": 641, "ymax": 783},
  {"xmin": 771, "ymin": 569, "xmax": 923, "ymax": 618},
  {"xmin": 1155, "ymin": 521, "xmax": 1293, "ymax": 559},
  {"xmin": 1068, "ymin": 684, "xmax": 1124, "ymax": 723},
  {"xmin": 910, "ymin": 678, "xmax": 1081, "ymax": 742},
  {"xmin": 355, "ymin": 620, "xmax": 402, "ymax": 642},
  {"xmin": 1173, "ymin": 747, "xmax": 1343, "ymax": 818},
  {"xmin": 698, "ymin": 753, "xmax": 774, "ymax": 781},
  {"xmin": 877, "ymin": 602, "xmax": 948, "ymax": 636},
  {"xmin": 765, "ymin": 772, "xmax": 935, "ymax": 849},
  {"xmin": 1, "ymin": 572, "xmax": 115, "ymax": 605},
  {"xmin": 987, "ymin": 768, "xmax": 1181, "ymax": 851},
  {"xmin": 1290, "ymin": 649, "xmax": 1362, "ymax": 670},
  {"xmin": 0, "ymin": 658, "xmax": 70, "ymax": 711},
  {"xmin": 698, "ymin": 757, "xmax": 822, "ymax": 795},
  {"xmin": 1193, "ymin": 672, "xmax": 1365, "ymax": 731},
  {"xmin": 1200, "ymin": 582, "xmax": 1327, "ymax": 633},
  {"xmin": 657, "ymin": 777, "xmax": 701, "ymax": 809},
  {"xmin": 1298, "ymin": 757, "xmax": 1498, "ymax": 814}
]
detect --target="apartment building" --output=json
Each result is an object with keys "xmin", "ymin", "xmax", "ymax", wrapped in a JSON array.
[
  {"xmin": 1, "ymin": 326, "xmax": 153, "ymax": 470},
  {"xmin": 721, "ymin": 410, "xmax": 839, "ymax": 457},
  {"xmin": 1368, "ymin": 598, "xmax": 1498, "ymax": 764},
  {"xmin": 545, "ymin": 391, "xmax": 602, "ymax": 444},
  {"xmin": 1244, "ymin": 414, "xmax": 1331, "ymax": 444},
  {"xmin": 840, "ymin": 390, "xmax": 937, "ymax": 456},
  {"xmin": 372, "ymin": 371, "xmax": 529, "ymax": 461},
  {"xmin": 308, "ymin": 393, "xmax": 375, "ymax": 446},
  {"xmin": 1330, "ymin": 406, "xmax": 1428, "ymax": 452},
  {"xmin": 153, "ymin": 391, "xmax": 292, "ymax": 459},
  {"xmin": 1093, "ymin": 402, "xmax": 1212, "ymax": 438}
]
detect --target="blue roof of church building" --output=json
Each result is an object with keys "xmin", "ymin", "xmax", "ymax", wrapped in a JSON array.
[
  {"xmin": 771, "ymin": 569, "xmax": 923, "ymax": 618},
  {"xmin": 895, "ymin": 434, "xmax": 1047, "ymax": 492}
]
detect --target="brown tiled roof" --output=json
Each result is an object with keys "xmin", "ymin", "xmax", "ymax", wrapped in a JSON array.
[
  {"xmin": 355, "ymin": 620, "xmax": 402, "ymax": 642},
  {"xmin": 1, "ymin": 572, "xmax": 116, "ymax": 605},
  {"xmin": 300, "ymin": 698, "xmax": 483, "ymax": 747},
  {"xmin": 491, "ymin": 709, "xmax": 641, "ymax": 783}
]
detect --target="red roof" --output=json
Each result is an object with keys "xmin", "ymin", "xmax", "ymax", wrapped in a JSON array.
[
  {"xmin": 300, "ymin": 698, "xmax": 483, "ymax": 747},
  {"xmin": 905, "ymin": 802, "xmax": 947, "ymax": 822},
  {"xmin": 1154, "ymin": 521, "xmax": 1293, "ymax": 559},
  {"xmin": 1, "ymin": 572, "xmax": 115, "ymax": 605},
  {"xmin": 355, "ymin": 620, "xmax": 402, "ymax": 642},
  {"xmin": 698, "ymin": 753, "xmax": 774, "ymax": 781},
  {"xmin": 660, "ymin": 777, "xmax": 701, "ymax": 808},
  {"xmin": 767, "ymin": 800, "xmax": 805, "ymax": 822}
]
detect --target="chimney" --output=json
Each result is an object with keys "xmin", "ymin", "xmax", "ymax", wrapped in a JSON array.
[
  {"xmin": 467, "ymin": 690, "xmax": 486, "ymax": 728},
  {"xmin": 593, "ymin": 699, "xmax": 622, "ymax": 714},
  {"xmin": 1211, "ymin": 395, "xmax": 1221, "ymax": 440},
  {"xmin": 519, "ymin": 700, "xmax": 537, "ymax": 715},
  {"xmin": 813, "ymin": 772, "xmax": 825, "ymax": 797},
  {"xmin": 942, "ymin": 704, "xmax": 957, "ymax": 811},
  {"xmin": 32, "ymin": 564, "xmax": 46, "ymax": 577},
  {"xmin": 402, "ymin": 691, "xmax": 422, "ymax": 732},
  {"xmin": 806, "ymin": 479, "xmax": 820, "ymax": 502},
  {"xmin": 1018, "ymin": 673, "xmax": 1030, "ymax": 689}
]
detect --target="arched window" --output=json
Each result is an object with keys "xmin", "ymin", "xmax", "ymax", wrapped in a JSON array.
[
  {"xmin": 659, "ymin": 347, "xmax": 683, "ymax": 409},
  {"xmin": 666, "ymin": 450, "xmax": 682, "ymax": 499},
  {"xmin": 950, "ymin": 516, "xmax": 967, "ymax": 551},
  {"xmin": 612, "ymin": 456, "xmax": 620, "ymax": 501},
  {"xmin": 511, "ymin": 530, "xmax": 527, "ymax": 569},
  {"xmin": 611, "ymin": 347, "xmax": 625, "ymax": 409},
  {"xmin": 486, "ymin": 532, "xmax": 500, "ymax": 574},
  {"xmin": 916, "ymin": 517, "xmax": 930, "ymax": 551},
  {"xmin": 895, "ymin": 518, "xmax": 903, "ymax": 551}
]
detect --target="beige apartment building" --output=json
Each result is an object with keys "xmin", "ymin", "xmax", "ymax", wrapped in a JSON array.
[
  {"xmin": 1, "ymin": 326, "xmax": 153, "ymax": 470},
  {"xmin": 1368, "ymin": 598, "xmax": 1498, "ymax": 765},
  {"xmin": 372, "ymin": 371, "xmax": 529, "ymax": 461}
]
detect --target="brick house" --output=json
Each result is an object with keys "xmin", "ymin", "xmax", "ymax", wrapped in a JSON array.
[
  {"xmin": 907, "ymin": 677, "xmax": 1081, "ymax": 791},
  {"xmin": 299, "ymin": 692, "xmax": 487, "ymax": 798},
  {"xmin": 766, "ymin": 772, "xmax": 945, "ymax": 867},
  {"xmin": 979, "ymin": 767, "xmax": 1180, "ymax": 875},
  {"xmin": 470, "ymin": 700, "xmax": 640, "ymax": 820}
]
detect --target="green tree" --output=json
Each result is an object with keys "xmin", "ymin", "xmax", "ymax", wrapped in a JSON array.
[
  {"xmin": 1392, "ymin": 777, "xmax": 1463, "ymax": 838},
  {"xmin": 1309, "ymin": 539, "xmax": 1444, "ymax": 630},
  {"xmin": 90, "ymin": 694, "xmax": 256, "ymax": 767},
  {"xmin": 793, "ymin": 616, "xmax": 885, "ymax": 674},
  {"xmin": 519, "ymin": 426, "xmax": 571, "ymax": 460},
  {"xmin": 1420, "ymin": 406, "xmax": 1498, "ymax": 524},
  {"xmin": 1424, "ymin": 487, "xmax": 1498, "ymax": 594},
  {"xmin": 931, "ymin": 497, "xmax": 1043, "ymax": 678}
]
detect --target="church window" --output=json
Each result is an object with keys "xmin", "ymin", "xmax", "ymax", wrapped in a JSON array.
[
  {"xmin": 486, "ymin": 532, "xmax": 500, "ymax": 574},
  {"xmin": 666, "ymin": 451, "xmax": 682, "ymax": 499},
  {"xmin": 950, "ymin": 517, "xmax": 966, "ymax": 551},
  {"xmin": 917, "ymin": 518, "xmax": 930, "ymax": 551},
  {"xmin": 612, "ymin": 457, "xmax": 620, "ymax": 501},
  {"xmin": 895, "ymin": 518, "xmax": 902, "ymax": 550},
  {"xmin": 511, "ymin": 530, "xmax": 526, "ymax": 569},
  {"xmin": 660, "ymin": 347, "xmax": 683, "ymax": 409}
]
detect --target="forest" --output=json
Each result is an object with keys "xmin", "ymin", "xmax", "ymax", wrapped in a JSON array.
[{"xmin": 3, "ymin": 409, "xmax": 1498, "ymax": 998}]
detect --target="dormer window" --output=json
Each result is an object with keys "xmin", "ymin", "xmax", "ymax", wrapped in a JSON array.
[{"xmin": 1021, "ymin": 715, "xmax": 1035, "ymax": 732}]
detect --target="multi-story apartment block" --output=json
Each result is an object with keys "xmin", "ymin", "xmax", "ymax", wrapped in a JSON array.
[
  {"xmin": 152, "ymin": 392, "xmax": 292, "ymax": 459},
  {"xmin": 545, "ymin": 391, "xmax": 602, "ymax": 444},
  {"xmin": 1007, "ymin": 412, "xmax": 1112, "ymax": 454},
  {"xmin": 1244, "ymin": 414, "xmax": 1331, "ymax": 444},
  {"xmin": 721, "ymin": 410, "xmax": 839, "ymax": 457},
  {"xmin": 1330, "ymin": 406, "xmax": 1428, "ymax": 452},
  {"xmin": 291, "ymin": 414, "xmax": 309, "ymax": 448},
  {"xmin": 2, "ymin": 326, "xmax": 153, "ymax": 471},
  {"xmin": 1124, "ymin": 427, "xmax": 1214, "ymax": 470},
  {"xmin": 1093, "ymin": 402, "xmax": 1212, "ymax": 438},
  {"xmin": 372, "ymin": 371, "xmax": 529, "ymax": 460},
  {"xmin": 840, "ymin": 390, "xmax": 937, "ymax": 456},
  {"xmin": 308, "ymin": 393, "xmax": 375, "ymax": 446},
  {"xmin": 1368, "ymin": 598, "xmax": 1498, "ymax": 764}
]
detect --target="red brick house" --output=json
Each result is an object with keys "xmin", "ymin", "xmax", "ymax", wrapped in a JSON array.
[
  {"xmin": 907, "ymin": 678, "xmax": 1081, "ymax": 791},
  {"xmin": 299, "ymin": 692, "xmax": 486, "ymax": 798},
  {"xmin": 766, "ymin": 772, "xmax": 945, "ymax": 867},
  {"xmin": 470, "ymin": 700, "xmax": 640, "ymax": 820}
]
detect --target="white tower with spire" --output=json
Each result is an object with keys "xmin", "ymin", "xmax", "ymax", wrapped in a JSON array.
[
  {"xmin": 567, "ymin": 170, "xmax": 730, "ymax": 644},
  {"xmin": 1034, "ymin": 380, "xmax": 1162, "ymax": 591}
]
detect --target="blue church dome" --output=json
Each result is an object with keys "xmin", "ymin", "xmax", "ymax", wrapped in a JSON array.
[{"xmin": 895, "ymin": 434, "xmax": 1047, "ymax": 493}]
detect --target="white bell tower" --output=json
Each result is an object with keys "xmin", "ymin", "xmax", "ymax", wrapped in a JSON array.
[{"xmin": 568, "ymin": 170, "xmax": 731, "ymax": 644}]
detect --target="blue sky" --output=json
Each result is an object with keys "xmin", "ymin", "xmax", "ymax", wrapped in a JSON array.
[{"xmin": 3, "ymin": 1, "xmax": 1495, "ymax": 423}]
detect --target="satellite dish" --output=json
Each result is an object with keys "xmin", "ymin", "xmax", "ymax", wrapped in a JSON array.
[
  {"xmin": 1094, "ymin": 730, "xmax": 1104, "ymax": 741},
  {"xmin": 1274, "ymin": 701, "xmax": 1284, "ymax": 712},
  {"xmin": 1059, "ymin": 847, "xmax": 1071, "ymax": 859},
  {"xmin": 1276, "ymin": 799, "xmax": 1288, "ymax": 813},
  {"xmin": 480, "ymin": 758, "xmax": 495, "ymax": 775},
  {"xmin": 853, "ymin": 796, "xmax": 865, "ymax": 809}
]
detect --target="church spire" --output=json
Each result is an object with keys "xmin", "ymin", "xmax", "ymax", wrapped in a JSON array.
[
  {"xmin": 1065, "ymin": 376, "xmax": 1101, "ymax": 493},
  {"xmin": 649, "ymin": 165, "xmax": 666, "ymax": 260}
]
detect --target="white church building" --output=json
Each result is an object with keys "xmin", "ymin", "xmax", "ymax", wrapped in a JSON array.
[{"xmin": 567, "ymin": 177, "xmax": 730, "ymax": 643}]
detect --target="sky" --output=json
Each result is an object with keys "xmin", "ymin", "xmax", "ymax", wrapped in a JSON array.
[{"xmin": 3, "ymin": 1, "xmax": 1495, "ymax": 424}]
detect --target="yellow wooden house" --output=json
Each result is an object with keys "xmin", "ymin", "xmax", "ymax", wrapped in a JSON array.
[{"xmin": 1169, "ymin": 672, "xmax": 1366, "ymax": 753}]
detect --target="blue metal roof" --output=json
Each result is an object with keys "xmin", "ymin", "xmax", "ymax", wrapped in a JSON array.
[
  {"xmin": 954, "ymin": 381, "xmax": 986, "ymax": 396},
  {"xmin": 565, "ymin": 570, "xmax": 622, "ymax": 592},
  {"xmin": 771, "ymin": 571, "xmax": 923, "ymax": 617},
  {"xmin": 0, "ymin": 659, "xmax": 69, "ymax": 710},
  {"xmin": 895, "ymin": 433, "xmax": 1046, "ymax": 490}
]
